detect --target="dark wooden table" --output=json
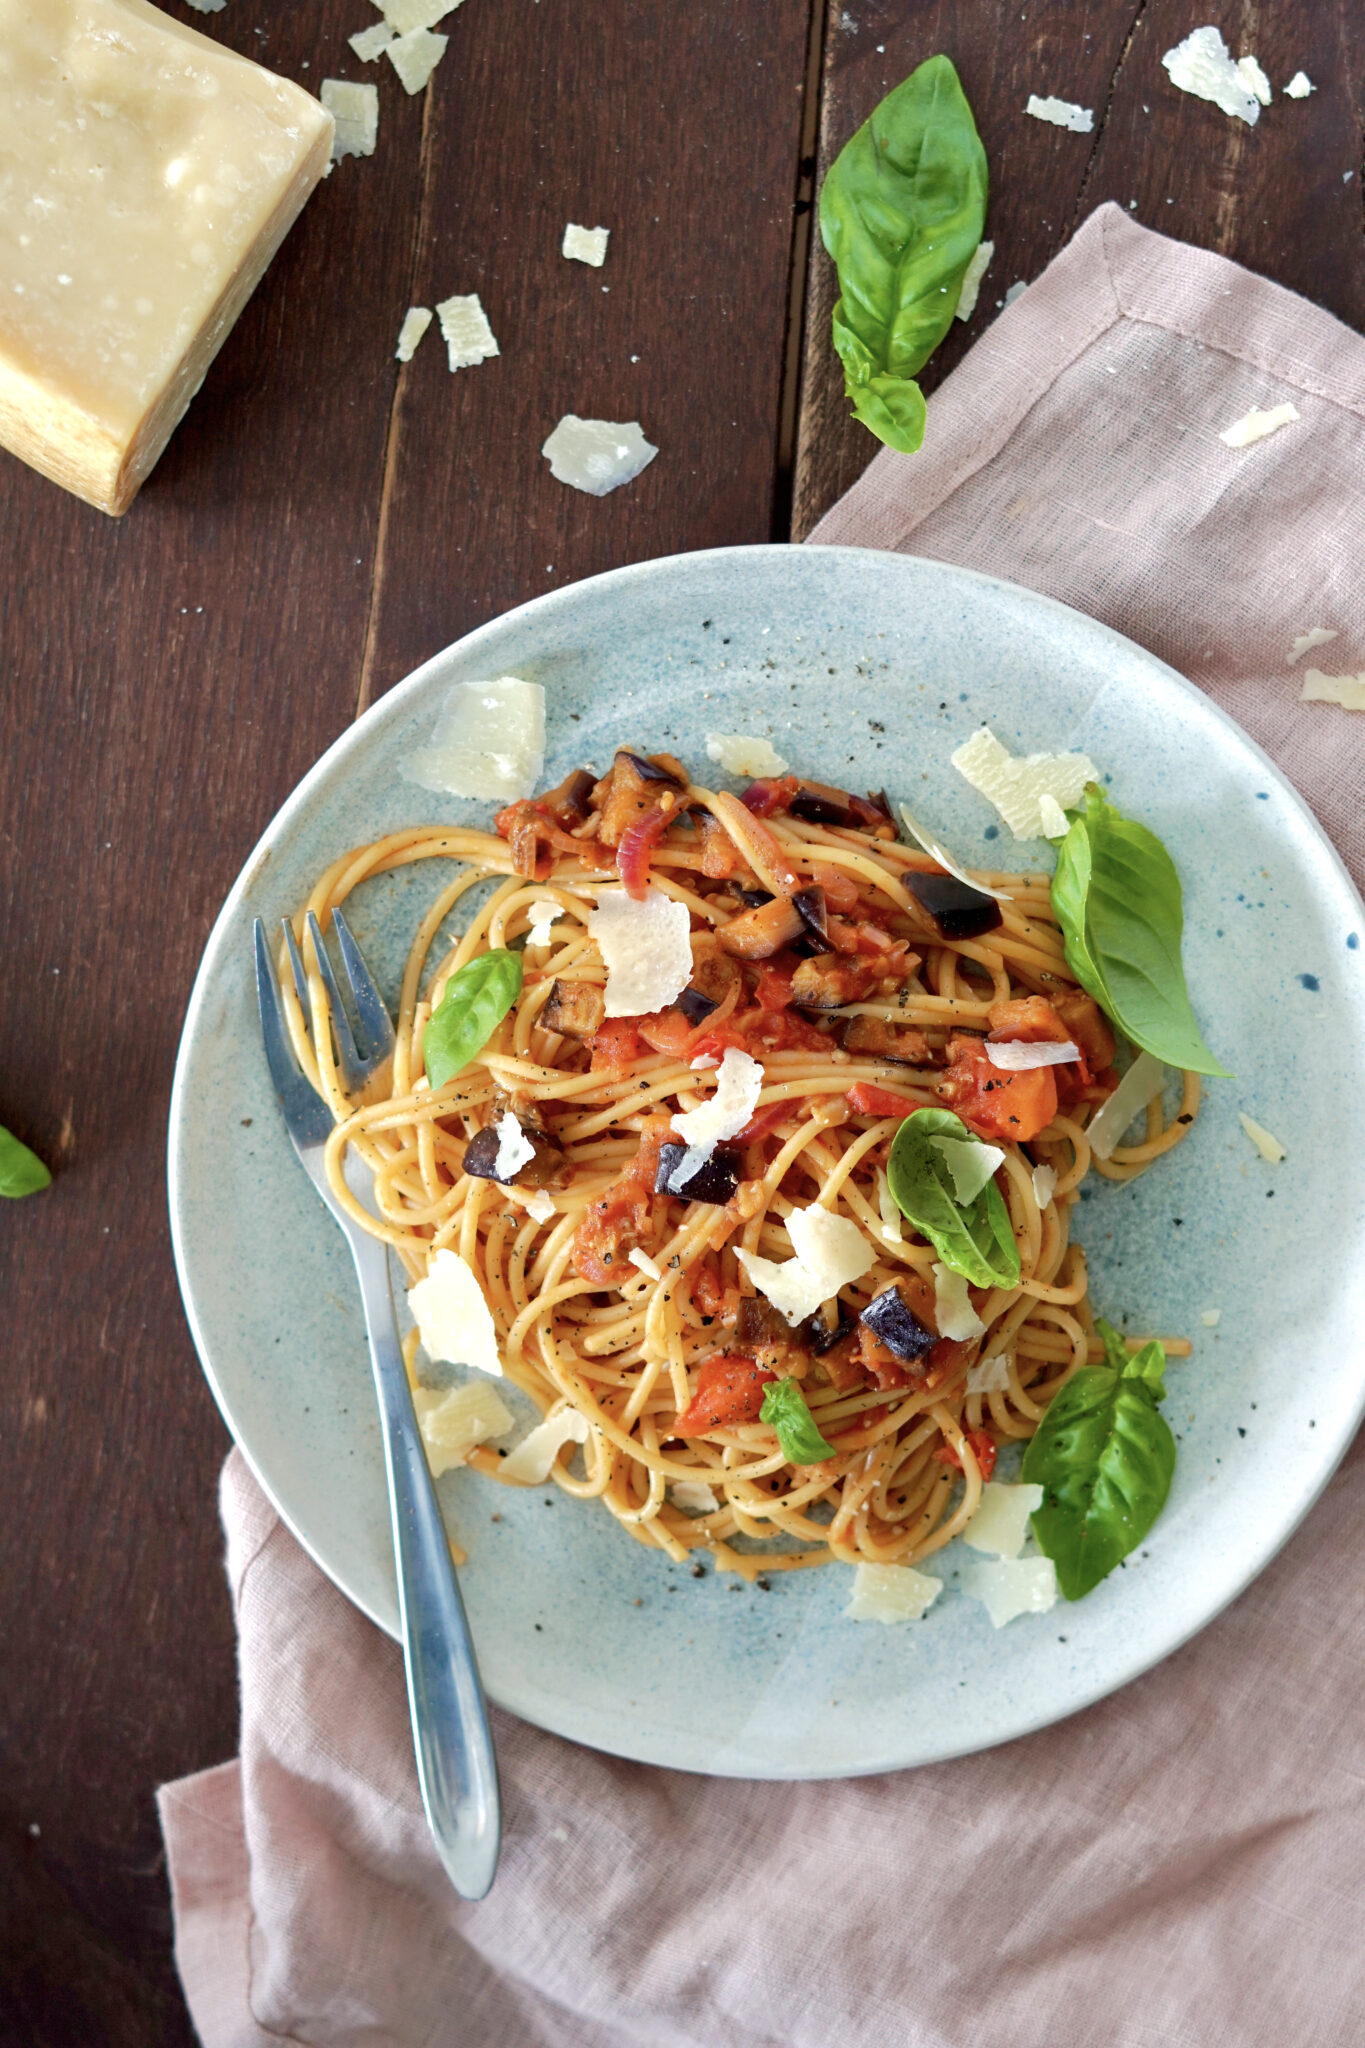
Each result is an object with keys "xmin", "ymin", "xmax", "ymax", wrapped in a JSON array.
[{"xmin": 3, "ymin": 2, "xmax": 1360, "ymax": 2037}]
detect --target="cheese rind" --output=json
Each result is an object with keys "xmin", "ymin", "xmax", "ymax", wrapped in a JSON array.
[{"xmin": 0, "ymin": 0, "xmax": 333, "ymax": 515}]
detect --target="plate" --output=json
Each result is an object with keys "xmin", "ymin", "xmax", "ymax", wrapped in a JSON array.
[{"xmin": 169, "ymin": 544, "xmax": 1365, "ymax": 1778}]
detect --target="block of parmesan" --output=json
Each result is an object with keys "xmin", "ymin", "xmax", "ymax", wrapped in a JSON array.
[{"xmin": 0, "ymin": 0, "xmax": 333, "ymax": 515}]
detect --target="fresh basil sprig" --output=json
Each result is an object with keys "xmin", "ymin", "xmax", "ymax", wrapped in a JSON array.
[
  {"xmin": 1052, "ymin": 785, "xmax": 1230, "ymax": 1078},
  {"xmin": 1021, "ymin": 1319, "xmax": 1175, "ymax": 1599},
  {"xmin": 0, "ymin": 1123, "xmax": 51, "ymax": 1198},
  {"xmin": 818, "ymin": 54, "xmax": 988, "ymax": 454},
  {"xmin": 761, "ymin": 1378, "xmax": 836, "ymax": 1464},
  {"xmin": 887, "ymin": 1108, "xmax": 1020, "ymax": 1290},
  {"xmin": 424, "ymin": 950, "xmax": 523, "ymax": 1090}
]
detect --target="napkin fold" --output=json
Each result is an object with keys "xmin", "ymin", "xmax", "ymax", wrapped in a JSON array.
[{"xmin": 160, "ymin": 205, "xmax": 1365, "ymax": 2048}]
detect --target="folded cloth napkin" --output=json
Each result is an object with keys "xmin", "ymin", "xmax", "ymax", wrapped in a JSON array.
[{"xmin": 160, "ymin": 205, "xmax": 1365, "ymax": 2048}]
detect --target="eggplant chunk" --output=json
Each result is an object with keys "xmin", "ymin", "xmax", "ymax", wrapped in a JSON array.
[
  {"xmin": 859, "ymin": 1284, "xmax": 936, "ymax": 1362},
  {"xmin": 736, "ymin": 1294, "xmax": 810, "ymax": 1377},
  {"xmin": 841, "ymin": 1015, "xmax": 933, "ymax": 1065},
  {"xmin": 463, "ymin": 1121, "xmax": 565, "ymax": 1188},
  {"xmin": 655, "ymin": 1144, "xmax": 741, "ymax": 1204},
  {"xmin": 907, "ymin": 871, "xmax": 1003, "ymax": 941},
  {"xmin": 543, "ymin": 978, "xmax": 606, "ymax": 1038},
  {"xmin": 790, "ymin": 951, "xmax": 897, "ymax": 1009},
  {"xmin": 717, "ymin": 895, "xmax": 806, "ymax": 959}
]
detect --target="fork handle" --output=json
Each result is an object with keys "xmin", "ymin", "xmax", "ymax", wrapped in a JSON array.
[{"xmin": 349, "ymin": 1232, "xmax": 502, "ymax": 1899}]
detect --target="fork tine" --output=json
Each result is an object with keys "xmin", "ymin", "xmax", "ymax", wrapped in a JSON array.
[
  {"xmin": 305, "ymin": 911, "xmax": 363, "ymax": 1091},
  {"xmin": 332, "ymin": 909, "xmax": 396, "ymax": 1066},
  {"xmin": 280, "ymin": 916, "xmax": 310, "ymax": 1018}
]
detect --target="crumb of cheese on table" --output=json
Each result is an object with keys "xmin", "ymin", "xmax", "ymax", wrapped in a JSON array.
[
  {"xmin": 387, "ymin": 28, "xmax": 448, "ymax": 93},
  {"xmin": 395, "ymin": 307, "xmax": 433, "ymax": 361},
  {"xmin": 563, "ymin": 224, "xmax": 611, "ymax": 267},
  {"xmin": 321, "ymin": 79, "xmax": 379, "ymax": 159},
  {"xmin": 0, "ymin": 0, "xmax": 332, "ymax": 516},
  {"xmin": 436, "ymin": 294, "xmax": 499, "ymax": 371}
]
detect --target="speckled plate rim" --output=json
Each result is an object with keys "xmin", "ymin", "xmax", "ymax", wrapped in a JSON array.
[{"xmin": 168, "ymin": 542, "xmax": 1365, "ymax": 1779}]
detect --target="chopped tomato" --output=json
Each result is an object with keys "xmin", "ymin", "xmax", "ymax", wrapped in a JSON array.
[
  {"xmin": 570, "ymin": 1117, "xmax": 670, "ymax": 1283},
  {"xmin": 846, "ymin": 1081, "xmax": 918, "ymax": 1119},
  {"xmin": 735, "ymin": 1098, "xmax": 791, "ymax": 1145},
  {"xmin": 934, "ymin": 1429, "xmax": 998, "ymax": 1481},
  {"xmin": 855, "ymin": 1325, "xmax": 913, "ymax": 1391},
  {"xmin": 937, "ymin": 1034, "xmax": 1057, "ymax": 1143},
  {"xmin": 588, "ymin": 1018, "xmax": 642, "ymax": 1075},
  {"xmin": 636, "ymin": 1010, "xmax": 698, "ymax": 1061},
  {"xmin": 675, "ymin": 1354, "xmax": 776, "ymax": 1434},
  {"xmin": 739, "ymin": 1005, "xmax": 831, "ymax": 1054},
  {"xmin": 753, "ymin": 960, "xmax": 798, "ymax": 1012},
  {"xmin": 690, "ymin": 1260, "xmax": 728, "ymax": 1318},
  {"xmin": 986, "ymin": 993, "xmax": 1091, "ymax": 1106}
]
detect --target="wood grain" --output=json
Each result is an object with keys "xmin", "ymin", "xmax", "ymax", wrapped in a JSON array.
[{"xmin": 792, "ymin": 0, "xmax": 1365, "ymax": 537}]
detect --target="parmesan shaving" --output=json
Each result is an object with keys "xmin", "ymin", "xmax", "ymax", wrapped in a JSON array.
[
  {"xmin": 966, "ymin": 1351, "xmax": 1013, "ymax": 1396},
  {"xmin": 930, "ymin": 1135, "xmax": 1004, "ymax": 1205},
  {"xmin": 436, "ymin": 293, "xmax": 499, "ymax": 371},
  {"xmin": 500, "ymin": 1406, "xmax": 590, "ymax": 1485},
  {"xmin": 1025, "ymin": 94, "xmax": 1093, "ymax": 132},
  {"xmin": 985, "ymin": 1038, "xmax": 1082, "ymax": 1071},
  {"xmin": 184, "ymin": 0, "xmax": 226, "ymax": 11},
  {"xmin": 525, "ymin": 898, "xmax": 562, "ymax": 947},
  {"xmin": 321, "ymin": 79, "xmax": 379, "ymax": 160},
  {"xmin": 1031, "ymin": 1163, "xmax": 1057, "ymax": 1209},
  {"xmin": 1301, "ymin": 669, "xmax": 1365, "ymax": 712},
  {"xmin": 562, "ymin": 223, "xmax": 610, "ymax": 267},
  {"xmin": 954, "ymin": 238, "xmax": 994, "ymax": 321},
  {"xmin": 350, "ymin": 20, "xmax": 397, "ymax": 60},
  {"xmin": 387, "ymin": 27, "xmax": 448, "ymax": 93},
  {"xmin": 408, "ymin": 1249, "xmax": 503, "ymax": 1376},
  {"xmin": 1200, "ymin": 1307, "xmax": 1222, "ymax": 1327},
  {"xmin": 589, "ymin": 887, "xmax": 693, "ymax": 1018},
  {"xmin": 1238, "ymin": 1112, "xmax": 1286, "ymax": 1163},
  {"xmin": 379, "ymin": 0, "xmax": 461, "ymax": 31},
  {"xmin": 845, "ymin": 1562, "xmax": 942, "ymax": 1625},
  {"xmin": 897, "ymin": 805, "xmax": 1012, "ymax": 902},
  {"xmin": 1086, "ymin": 1051, "xmax": 1166, "ymax": 1161},
  {"xmin": 1284, "ymin": 71, "xmax": 1315, "ymax": 98},
  {"xmin": 737, "ymin": 1204, "xmax": 876, "ymax": 1327},
  {"xmin": 395, "ymin": 306, "xmax": 432, "ymax": 362},
  {"xmin": 704, "ymin": 732, "xmax": 790, "ymax": 778},
  {"xmin": 669, "ymin": 1046, "xmax": 764, "ymax": 1186},
  {"xmin": 400, "ymin": 675, "xmax": 545, "ymax": 801},
  {"xmin": 493, "ymin": 1113, "xmax": 535, "ymax": 1181},
  {"xmin": 671, "ymin": 1479, "xmax": 720, "ymax": 1515},
  {"xmin": 1287, "ymin": 628, "xmax": 1337, "ymax": 665},
  {"xmin": 950, "ymin": 726, "xmax": 1099, "ymax": 841},
  {"xmin": 1162, "ymin": 26, "xmax": 1261, "ymax": 125},
  {"xmin": 1038, "ymin": 793, "xmax": 1070, "ymax": 840},
  {"xmin": 932, "ymin": 1263, "xmax": 986, "ymax": 1343},
  {"xmin": 876, "ymin": 1169, "xmax": 904, "ymax": 1245},
  {"xmin": 963, "ymin": 1481, "xmax": 1044, "ymax": 1559},
  {"xmin": 963, "ymin": 1555, "xmax": 1058, "ymax": 1626},
  {"xmin": 628, "ymin": 1246, "xmax": 663, "ymax": 1281},
  {"xmin": 412, "ymin": 1378, "xmax": 514, "ymax": 1477},
  {"xmin": 542, "ymin": 416, "xmax": 658, "ymax": 496},
  {"xmin": 1219, "ymin": 402, "xmax": 1299, "ymax": 447},
  {"xmin": 525, "ymin": 1189, "xmax": 556, "ymax": 1223},
  {"xmin": 1235, "ymin": 54, "xmax": 1273, "ymax": 106}
]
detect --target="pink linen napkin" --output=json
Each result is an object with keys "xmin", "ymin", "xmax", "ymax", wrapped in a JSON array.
[{"xmin": 160, "ymin": 204, "xmax": 1365, "ymax": 2048}]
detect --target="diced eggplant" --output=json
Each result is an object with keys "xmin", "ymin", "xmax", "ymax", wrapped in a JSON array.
[
  {"xmin": 737, "ymin": 1293, "xmax": 810, "ymax": 1375},
  {"xmin": 462, "ymin": 1121, "xmax": 565, "ymax": 1188},
  {"xmin": 686, "ymin": 941, "xmax": 742, "ymax": 1011},
  {"xmin": 792, "ymin": 887, "xmax": 830, "ymax": 945},
  {"xmin": 789, "ymin": 951, "xmax": 894, "ymax": 1009},
  {"xmin": 841, "ymin": 1015, "xmax": 933, "ymax": 1065},
  {"xmin": 617, "ymin": 749, "xmax": 688, "ymax": 789},
  {"xmin": 541, "ymin": 766, "xmax": 596, "ymax": 826},
  {"xmin": 655, "ymin": 1143, "xmax": 741, "ymax": 1204},
  {"xmin": 806, "ymin": 1301, "xmax": 857, "ymax": 1354},
  {"xmin": 850, "ymin": 790, "xmax": 895, "ymax": 830},
  {"xmin": 907, "ymin": 871, "xmax": 1004, "ymax": 941},
  {"xmin": 789, "ymin": 780, "xmax": 855, "ymax": 826},
  {"xmin": 859, "ymin": 1285, "xmax": 936, "ymax": 1362},
  {"xmin": 676, "ymin": 986, "xmax": 720, "ymax": 1025},
  {"xmin": 542, "ymin": 978, "xmax": 606, "ymax": 1038},
  {"xmin": 717, "ymin": 894, "xmax": 806, "ymax": 960},
  {"xmin": 733, "ymin": 885, "xmax": 772, "ymax": 908}
]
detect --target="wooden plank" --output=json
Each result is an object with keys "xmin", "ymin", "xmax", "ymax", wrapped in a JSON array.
[
  {"xmin": 792, "ymin": 0, "xmax": 1365, "ymax": 539},
  {"xmin": 0, "ymin": 0, "xmax": 815, "ymax": 2032}
]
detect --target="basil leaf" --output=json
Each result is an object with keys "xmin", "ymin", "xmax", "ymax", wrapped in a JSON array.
[
  {"xmin": 1052, "ymin": 785, "xmax": 1231, "ymax": 1079},
  {"xmin": 886, "ymin": 1108, "xmax": 1020, "ymax": 1290},
  {"xmin": 0, "ymin": 1124, "xmax": 51, "ymax": 1198},
  {"xmin": 760, "ymin": 1378, "xmax": 836, "ymax": 1464},
  {"xmin": 424, "ymin": 950, "xmax": 523, "ymax": 1090},
  {"xmin": 818, "ymin": 55, "xmax": 987, "ymax": 454},
  {"xmin": 1021, "ymin": 1319, "xmax": 1176, "ymax": 1599}
]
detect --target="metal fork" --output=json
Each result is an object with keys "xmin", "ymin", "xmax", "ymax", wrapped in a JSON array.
[{"xmin": 253, "ymin": 909, "xmax": 501, "ymax": 1899}]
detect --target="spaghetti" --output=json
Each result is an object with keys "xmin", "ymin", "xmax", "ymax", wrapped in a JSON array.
[{"xmin": 281, "ymin": 747, "xmax": 1197, "ymax": 1580}]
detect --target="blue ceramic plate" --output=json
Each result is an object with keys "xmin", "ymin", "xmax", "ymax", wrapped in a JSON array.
[{"xmin": 169, "ymin": 545, "xmax": 1365, "ymax": 1778}]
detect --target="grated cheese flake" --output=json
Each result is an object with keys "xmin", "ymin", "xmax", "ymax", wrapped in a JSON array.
[
  {"xmin": 350, "ymin": 20, "xmax": 397, "ymax": 60},
  {"xmin": 963, "ymin": 1481, "xmax": 1044, "ymax": 1558},
  {"xmin": 876, "ymin": 1168, "xmax": 904, "ymax": 1245},
  {"xmin": 705, "ymin": 732, "xmax": 790, "ymax": 777},
  {"xmin": 1235, "ymin": 54, "xmax": 1273, "ymax": 106},
  {"xmin": 562, "ymin": 223, "xmax": 611, "ymax": 267},
  {"xmin": 986, "ymin": 1038, "xmax": 1082, "ymax": 1071},
  {"xmin": 1284, "ymin": 71, "xmax": 1315, "ymax": 98},
  {"xmin": 898, "ymin": 805, "xmax": 1012, "ymax": 901},
  {"xmin": 966, "ymin": 1351, "xmax": 1013, "ymax": 1396},
  {"xmin": 737, "ymin": 1204, "xmax": 877, "ymax": 1327},
  {"xmin": 589, "ymin": 887, "xmax": 693, "ymax": 1018},
  {"xmin": 387, "ymin": 27, "xmax": 448, "ymax": 93},
  {"xmin": 1031, "ymin": 1163, "xmax": 1057, "ymax": 1209},
  {"xmin": 1025, "ymin": 93, "xmax": 1094, "ymax": 132},
  {"xmin": 1200, "ymin": 1307, "xmax": 1222, "ymax": 1327},
  {"xmin": 954, "ymin": 238, "xmax": 994, "ymax": 321},
  {"xmin": 436, "ymin": 292, "xmax": 499, "ymax": 371},
  {"xmin": 845, "ymin": 1562, "xmax": 943, "ymax": 1625},
  {"xmin": 321, "ymin": 79, "xmax": 379, "ymax": 160},
  {"xmin": 542, "ymin": 415, "xmax": 658, "ymax": 496},
  {"xmin": 399, "ymin": 675, "xmax": 544, "ymax": 801},
  {"xmin": 1086, "ymin": 1050, "xmax": 1166, "ymax": 1161},
  {"xmin": 379, "ymin": 0, "xmax": 462, "ymax": 31},
  {"xmin": 409, "ymin": 1248, "xmax": 503, "ymax": 1376},
  {"xmin": 933, "ymin": 1263, "xmax": 986, "ymax": 1343},
  {"xmin": 525, "ymin": 898, "xmax": 562, "ymax": 947},
  {"xmin": 412, "ymin": 1378, "xmax": 514, "ymax": 1477},
  {"xmin": 671, "ymin": 1479, "xmax": 720, "ymax": 1515},
  {"xmin": 500, "ymin": 1405, "xmax": 590, "ymax": 1484},
  {"xmin": 669, "ymin": 1046, "xmax": 764, "ymax": 1187},
  {"xmin": 628, "ymin": 1246, "xmax": 663, "ymax": 1281},
  {"xmin": 1239, "ymin": 1111, "xmax": 1286, "ymax": 1163},
  {"xmin": 1162, "ymin": 26, "xmax": 1262, "ymax": 125},
  {"xmin": 950, "ymin": 726, "xmax": 1099, "ymax": 841},
  {"xmin": 493, "ymin": 1112, "xmax": 535, "ymax": 1181},
  {"xmin": 1219, "ymin": 402, "xmax": 1299, "ymax": 447},
  {"xmin": 964, "ymin": 1555, "xmax": 1058, "ymax": 1626},
  {"xmin": 1301, "ymin": 669, "xmax": 1365, "ymax": 712},
  {"xmin": 1288, "ymin": 627, "xmax": 1337, "ymax": 665},
  {"xmin": 1038, "ymin": 793, "xmax": 1070, "ymax": 840},
  {"xmin": 395, "ymin": 306, "xmax": 432, "ymax": 362},
  {"xmin": 185, "ymin": 0, "xmax": 226, "ymax": 11},
  {"xmin": 525, "ymin": 1189, "xmax": 556, "ymax": 1223},
  {"xmin": 931, "ymin": 1134, "xmax": 1005, "ymax": 1206}
]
